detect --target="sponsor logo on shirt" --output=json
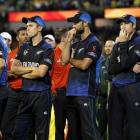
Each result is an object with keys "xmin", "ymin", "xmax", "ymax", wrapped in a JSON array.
[
  {"xmin": 36, "ymin": 50, "xmax": 43, "ymax": 55},
  {"xmin": 44, "ymin": 58, "xmax": 52, "ymax": 65},
  {"xmin": 23, "ymin": 62, "xmax": 39, "ymax": 67},
  {"xmin": 129, "ymin": 45, "xmax": 135, "ymax": 51},
  {"xmin": 88, "ymin": 52, "xmax": 97, "ymax": 58},
  {"xmin": 78, "ymin": 48, "xmax": 84, "ymax": 53},
  {"xmin": 23, "ymin": 50, "xmax": 28, "ymax": 56},
  {"xmin": 134, "ymin": 50, "xmax": 140, "ymax": 57}
]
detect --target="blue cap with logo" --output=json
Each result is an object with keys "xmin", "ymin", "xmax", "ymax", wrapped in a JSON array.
[
  {"xmin": 117, "ymin": 14, "xmax": 136, "ymax": 24},
  {"xmin": 22, "ymin": 16, "xmax": 46, "ymax": 30},
  {"xmin": 67, "ymin": 12, "xmax": 92, "ymax": 24}
]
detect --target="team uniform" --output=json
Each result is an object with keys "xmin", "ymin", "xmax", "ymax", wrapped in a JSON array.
[
  {"xmin": 0, "ymin": 35, "xmax": 9, "ymax": 130},
  {"xmin": 51, "ymin": 46, "xmax": 70, "ymax": 140},
  {"xmin": 96, "ymin": 54, "xmax": 111, "ymax": 139},
  {"xmin": 66, "ymin": 34, "xmax": 101, "ymax": 140},
  {"xmin": 108, "ymin": 32, "xmax": 140, "ymax": 140},
  {"xmin": 13, "ymin": 40, "xmax": 53, "ymax": 140}
]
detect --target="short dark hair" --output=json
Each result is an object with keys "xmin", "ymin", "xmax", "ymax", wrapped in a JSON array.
[
  {"xmin": 16, "ymin": 27, "xmax": 27, "ymax": 36},
  {"xmin": 54, "ymin": 28, "xmax": 69, "ymax": 44}
]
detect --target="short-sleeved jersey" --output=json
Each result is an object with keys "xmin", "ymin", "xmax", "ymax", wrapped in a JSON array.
[
  {"xmin": 8, "ymin": 47, "xmax": 22, "ymax": 89},
  {"xmin": 0, "ymin": 35, "xmax": 8, "ymax": 86},
  {"xmin": 16, "ymin": 40, "xmax": 54, "ymax": 92},
  {"xmin": 66, "ymin": 33, "xmax": 101, "ymax": 97}
]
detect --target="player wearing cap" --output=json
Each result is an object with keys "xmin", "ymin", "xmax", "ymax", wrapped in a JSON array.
[
  {"xmin": 0, "ymin": 32, "xmax": 12, "ymax": 52},
  {"xmin": 11, "ymin": 16, "xmax": 53, "ymax": 140},
  {"xmin": 108, "ymin": 14, "xmax": 140, "ymax": 140},
  {"xmin": 61, "ymin": 12, "xmax": 102, "ymax": 140},
  {"xmin": 44, "ymin": 34, "xmax": 56, "ymax": 48}
]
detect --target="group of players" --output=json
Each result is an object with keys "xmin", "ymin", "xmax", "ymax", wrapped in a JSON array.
[{"xmin": 0, "ymin": 11, "xmax": 140, "ymax": 140}]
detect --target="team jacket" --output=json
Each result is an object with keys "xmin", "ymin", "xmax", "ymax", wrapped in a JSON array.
[{"xmin": 109, "ymin": 32, "xmax": 140, "ymax": 87}]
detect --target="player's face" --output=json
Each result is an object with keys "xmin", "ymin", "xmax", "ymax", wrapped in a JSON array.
[
  {"xmin": 120, "ymin": 22, "xmax": 135, "ymax": 35},
  {"xmin": 72, "ymin": 21, "xmax": 84, "ymax": 34},
  {"xmin": 17, "ymin": 30, "xmax": 28, "ymax": 44},
  {"xmin": 26, "ymin": 22, "xmax": 40, "ymax": 38},
  {"xmin": 104, "ymin": 41, "xmax": 114, "ymax": 55}
]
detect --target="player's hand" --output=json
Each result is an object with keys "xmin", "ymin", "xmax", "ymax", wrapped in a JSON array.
[
  {"xmin": 132, "ymin": 62, "xmax": 140, "ymax": 73},
  {"xmin": 65, "ymin": 28, "xmax": 77, "ymax": 42},
  {"xmin": 118, "ymin": 29, "xmax": 129, "ymax": 42}
]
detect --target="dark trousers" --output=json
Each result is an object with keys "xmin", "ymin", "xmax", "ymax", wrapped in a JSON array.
[
  {"xmin": 1, "ymin": 89, "xmax": 21, "ymax": 140},
  {"xmin": 13, "ymin": 90, "xmax": 52, "ymax": 140},
  {"xmin": 66, "ymin": 96, "xmax": 101, "ymax": 140},
  {"xmin": 53, "ymin": 88, "xmax": 67, "ymax": 140},
  {"xmin": 0, "ymin": 86, "xmax": 9, "ymax": 129},
  {"xmin": 96, "ymin": 95, "xmax": 107, "ymax": 140},
  {"xmin": 108, "ymin": 82, "xmax": 140, "ymax": 140}
]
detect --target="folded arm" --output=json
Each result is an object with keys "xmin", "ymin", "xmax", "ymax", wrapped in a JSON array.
[
  {"xmin": 22, "ymin": 65, "xmax": 49, "ymax": 79},
  {"xmin": 11, "ymin": 59, "xmax": 34, "ymax": 76}
]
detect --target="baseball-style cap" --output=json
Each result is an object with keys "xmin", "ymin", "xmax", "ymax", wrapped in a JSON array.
[
  {"xmin": 67, "ymin": 12, "xmax": 92, "ymax": 24},
  {"xmin": 22, "ymin": 16, "xmax": 46, "ymax": 30},
  {"xmin": 44, "ymin": 34, "xmax": 55, "ymax": 42},
  {"xmin": 117, "ymin": 14, "xmax": 136, "ymax": 24},
  {"xmin": 0, "ymin": 32, "xmax": 12, "ymax": 41}
]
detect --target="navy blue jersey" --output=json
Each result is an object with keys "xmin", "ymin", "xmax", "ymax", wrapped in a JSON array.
[
  {"xmin": 66, "ymin": 34, "xmax": 101, "ymax": 97},
  {"xmin": 16, "ymin": 40, "xmax": 53, "ymax": 91},
  {"xmin": 0, "ymin": 35, "xmax": 8, "ymax": 86},
  {"xmin": 109, "ymin": 32, "xmax": 140, "ymax": 87}
]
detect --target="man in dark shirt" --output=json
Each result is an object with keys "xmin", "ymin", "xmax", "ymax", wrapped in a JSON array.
[
  {"xmin": 61, "ymin": 12, "xmax": 101, "ymax": 140},
  {"xmin": 108, "ymin": 14, "xmax": 140, "ymax": 140},
  {"xmin": 11, "ymin": 16, "xmax": 53, "ymax": 140}
]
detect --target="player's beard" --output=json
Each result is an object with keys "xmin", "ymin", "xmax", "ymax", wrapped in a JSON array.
[{"xmin": 76, "ymin": 29, "xmax": 84, "ymax": 35}]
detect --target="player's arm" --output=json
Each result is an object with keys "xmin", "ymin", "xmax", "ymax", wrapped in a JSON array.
[
  {"xmin": 70, "ymin": 42, "xmax": 101, "ymax": 70},
  {"xmin": 22, "ymin": 48, "xmax": 54, "ymax": 79},
  {"xmin": 61, "ymin": 28, "xmax": 76, "ymax": 65},
  {"xmin": 22, "ymin": 65, "xmax": 49, "ymax": 79},
  {"xmin": 70, "ymin": 58, "xmax": 93, "ymax": 70},
  {"xmin": 11, "ymin": 59, "xmax": 34, "ymax": 76}
]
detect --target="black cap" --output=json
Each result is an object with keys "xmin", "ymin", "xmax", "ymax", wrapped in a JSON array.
[
  {"xmin": 117, "ymin": 14, "xmax": 136, "ymax": 24},
  {"xmin": 67, "ymin": 12, "xmax": 92, "ymax": 24},
  {"xmin": 22, "ymin": 16, "xmax": 46, "ymax": 30}
]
